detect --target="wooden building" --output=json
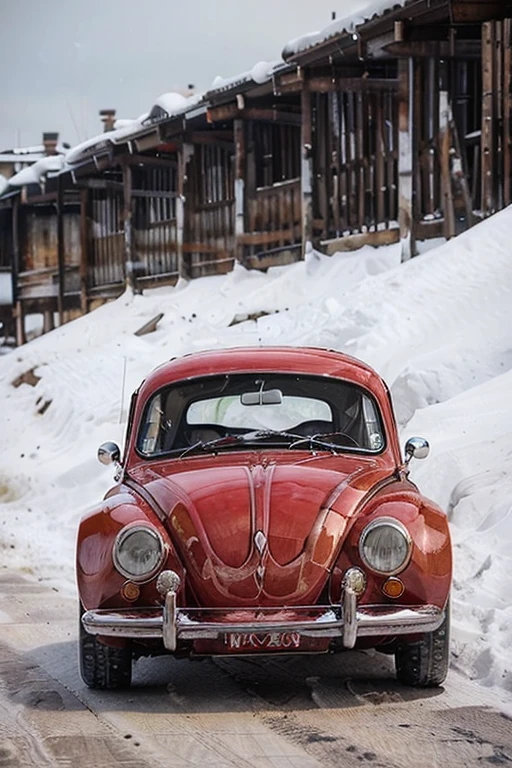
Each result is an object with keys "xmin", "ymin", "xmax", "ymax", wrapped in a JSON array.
[{"xmin": 1, "ymin": 0, "xmax": 511, "ymax": 345}]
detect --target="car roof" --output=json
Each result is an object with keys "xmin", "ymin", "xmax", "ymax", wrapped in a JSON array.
[
  {"xmin": 138, "ymin": 347, "xmax": 383, "ymax": 397},
  {"xmin": 126, "ymin": 347, "xmax": 402, "ymax": 467}
]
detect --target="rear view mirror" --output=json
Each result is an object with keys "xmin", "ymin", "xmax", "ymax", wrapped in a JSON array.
[{"xmin": 241, "ymin": 388, "xmax": 283, "ymax": 406}]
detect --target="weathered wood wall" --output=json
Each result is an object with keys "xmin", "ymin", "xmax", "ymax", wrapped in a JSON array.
[
  {"xmin": 312, "ymin": 86, "xmax": 399, "ymax": 242},
  {"xmin": 184, "ymin": 143, "xmax": 235, "ymax": 277},
  {"xmin": 242, "ymin": 120, "xmax": 301, "ymax": 267},
  {"xmin": 3, "ymin": 5, "xmax": 512, "ymax": 345}
]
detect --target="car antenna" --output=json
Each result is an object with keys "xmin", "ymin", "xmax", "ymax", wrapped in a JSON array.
[{"xmin": 119, "ymin": 355, "xmax": 127, "ymax": 424}]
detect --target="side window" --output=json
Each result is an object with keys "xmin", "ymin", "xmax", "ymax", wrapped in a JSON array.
[
  {"xmin": 362, "ymin": 395, "xmax": 384, "ymax": 450},
  {"xmin": 139, "ymin": 393, "xmax": 163, "ymax": 454}
]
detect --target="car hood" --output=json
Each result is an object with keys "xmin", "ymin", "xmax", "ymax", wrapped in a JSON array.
[{"xmin": 129, "ymin": 453, "xmax": 393, "ymax": 607}]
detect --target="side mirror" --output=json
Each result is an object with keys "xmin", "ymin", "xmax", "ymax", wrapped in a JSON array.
[
  {"xmin": 98, "ymin": 442, "xmax": 121, "ymax": 466},
  {"xmin": 404, "ymin": 436, "xmax": 429, "ymax": 466}
]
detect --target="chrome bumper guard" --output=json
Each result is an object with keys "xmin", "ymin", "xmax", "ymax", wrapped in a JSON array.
[{"xmin": 82, "ymin": 581, "xmax": 444, "ymax": 652}]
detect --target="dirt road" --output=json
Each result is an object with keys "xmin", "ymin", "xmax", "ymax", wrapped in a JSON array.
[{"xmin": 0, "ymin": 571, "xmax": 510, "ymax": 768}]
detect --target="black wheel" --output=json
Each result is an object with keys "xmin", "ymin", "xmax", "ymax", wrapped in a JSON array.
[
  {"xmin": 79, "ymin": 604, "xmax": 132, "ymax": 689},
  {"xmin": 394, "ymin": 601, "xmax": 450, "ymax": 687}
]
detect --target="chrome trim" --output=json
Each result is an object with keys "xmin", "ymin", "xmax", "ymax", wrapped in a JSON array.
[
  {"xmin": 404, "ymin": 436, "xmax": 430, "ymax": 465},
  {"xmin": 81, "ymin": 602, "xmax": 444, "ymax": 647},
  {"xmin": 97, "ymin": 441, "xmax": 121, "ymax": 466},
  {"xmin": 358, "ymin": 517, "xmax": 413, "ymax": 576},
  {"xmin": 342, "ymin": 586, "xmax": 357, "ymax": 649},
  {"xmin": 112, "ymin": 525, "xmax": 166, "ymax": 583},
  {"xmin": 156, "ymin": 570, "xmax": 180, "ymax": 651}
]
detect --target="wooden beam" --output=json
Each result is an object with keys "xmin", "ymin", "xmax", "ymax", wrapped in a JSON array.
[
  {"xmin": 177, "ymin": 143, "xmax": 194, "ymax": 279},
  {"xmin": 238, "ymin": 228, "xmax": 300, "ymax": 246},
  {"xmin": 122, "ymin": 162, "xmax": 139, "ymax": 293},
  {"xmin": 450, "ymin": 0, "xmax": 512, "ymax": 23},
  {"xmin": 307, "ymin": 76, "xmax": 399, "ymax": 93},
  {"xmin": 504, "ymin": 19, "xmax": 512, "ymax": 207},
  {"xmin": 76, "ymin": 178, "xmax": 124, "ymax": 191},
  {"xmin": 234, "ymin": 119, "xmax": 245, "ymax": 264},
  {"xmin": 79, "ymin": 189, "xmax": 89, "ymax": 314},
  {"xmin": 189, "ymin": 132, "xmax": 233, "ymax": 149},
  {"xmin": 481, "ymin": 21, "xmax": 495, "ymax": 215},
  {"xmin": 207, "ymin": 103, "xmax": 239, "ymax": 123},
  {"xmin": 11, "ymin": 196, "xmax": 25, "ymax": 346},
  {"xmin": 123, "ymin": 154, "xmax": 178, "ymax": 167},
  {"xmin": 398, "ymin": 58, "xmax": 415, "ymax": 261},
  {"xmin": 242, "ymin": 108, "xmax": 302, "ymax": 126},
  {"xmin": 383, "ymin": 40, "xmax": 481, "ymax": 59},
  {"xmin": 301, "ymin": 86, "xmax": 313, "ymax": 255},
  {"xmin": 439, "ymin": 60, "xmax": 456, "ymax": 239},
  {"xmin": 274, "ymin": 69, "xmax": 304, "ymax": 94},
  {"xmin": 56, "ymin": 175, "xmax": 65, "ymax": 324},
  {"xmin": 321, "ymin": 226, "xmax": 400, "ymax": 254}
]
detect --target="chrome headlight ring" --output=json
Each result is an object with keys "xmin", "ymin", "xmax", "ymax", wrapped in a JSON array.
[
  {"xmin": 358, "ymin": 517, "xmax": 412, "ymax": 576},
  {"xmin": 113, "ymin": 525, "xmax": 166, "ymax": 582}
]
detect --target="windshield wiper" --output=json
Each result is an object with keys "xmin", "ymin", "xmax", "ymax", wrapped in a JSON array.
[
  {"xmin": 178, "ymin": 433, "xmax": 253, "ymax": 459},
  {"xmin": 178, "ymin": 430, "xmax": 346, "ymax": 459}
]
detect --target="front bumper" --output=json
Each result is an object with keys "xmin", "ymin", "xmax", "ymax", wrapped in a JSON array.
[{"xmin": 82, "ymin": 583, "xmax": 445, "ymax": 652}]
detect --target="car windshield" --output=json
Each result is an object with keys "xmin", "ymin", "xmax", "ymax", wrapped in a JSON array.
[{"xmin": 137, "ymin": 373, "xmax": 385, "ymax": 457}]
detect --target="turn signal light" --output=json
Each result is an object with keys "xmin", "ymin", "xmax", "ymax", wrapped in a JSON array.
[
  {"xmin": 382, "ymin": 577, "xmax": 405, "ymax": 599},
  {"xmin": 121, "ymin": 581, "xmax": 141, "ymax": 601}
]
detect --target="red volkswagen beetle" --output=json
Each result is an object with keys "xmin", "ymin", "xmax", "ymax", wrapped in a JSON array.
[{"xmin": 77, "ymin": 347, "xmax": 451, "ymax": 689}]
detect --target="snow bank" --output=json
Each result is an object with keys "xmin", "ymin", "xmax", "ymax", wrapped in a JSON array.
[
  {"xmin": 283, "ymin": 0, "xmax": 409, "ymax": 58},
  {"xmin": 0, "ymin": 208, "xmax": 512, "ymax": 705}
]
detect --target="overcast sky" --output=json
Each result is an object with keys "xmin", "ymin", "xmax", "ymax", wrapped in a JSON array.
[{"xmin": 1, "ymin": 0, "xmax": 370, "ymax": 151}]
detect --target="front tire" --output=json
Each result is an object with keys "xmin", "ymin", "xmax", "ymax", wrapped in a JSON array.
[
  {"xmin": 394, "ymin": 602, "xmax": 450, "ymax": 687},
  {"xmin": 79, "ymin": 604, "xmax": 132, "ymax": 689}
]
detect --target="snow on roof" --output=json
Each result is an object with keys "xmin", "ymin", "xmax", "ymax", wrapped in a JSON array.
[
  {"xmin": 0, "ymin": 174, "xmax": 7, "ymax": 196},
  {"xmin": 65, "ymin": 93, "xmax": 204, "ymax": 167},
  {"xmin": 147, "ymin": 91, "xmax": 203, "ymax": 122},
  {"xmin": 209, "ymin": 60, "xmax": 280, "ymax": 94},
  {"xmin": 7, "ymin": 155, "xmax": 65, "ymax": 188},
  {"xmin": 0, "ymin": 153, "xmax": 46, "ymax": 164},
  {"xmin": 282, "ymin": 0, "xmax": 409, "ymax": 58},
  {"xmin": 0, "ymin": 143, "xmax": 69, "ymax": 159}
]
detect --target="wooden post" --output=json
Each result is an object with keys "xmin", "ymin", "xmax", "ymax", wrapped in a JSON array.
[
  {"xmin": 301, "ymin": 85, "xmax": 314, "ymax": 255},
  {"xmin": 122, "ymin": 161, "xmax": 139, "ymax": 293},
  {"xmin": 43, "ymin": 310, "xmax": 55, "ymax": 333},
  {"xmin": 11, "ymin": 196, "xmax": 25, "ymax": 346},
  {"xmin": 177, "ymin": 143, "xmax": 193, "ymax": 280},
  {"xmin": 482, "ymin": 21, "xmax": 495, "ymax": 216},
  {"xmin": 79, "ymin": 188, "xmax": 89, "ymax": 314},
  {"xmin": 439, "ymin": 60, "xmax": 456, "ymax": 239},
  {"xmin": 234, "ymin": 118, "xmax": 246, "ymax": 264},
  {"xmin": 376, "ymin": 93, "xmax": 386, "ymax": 227},
  {"xmin": 504, "ymin": 19, "xmax": 512, "ymax": 207},
  {"xmin": 56, "ymin": 175, "xmax": 65, "ymax": 325},
  {"xmin": 398, "ymin": 58, "xmax": 415, "ymax": 261}
]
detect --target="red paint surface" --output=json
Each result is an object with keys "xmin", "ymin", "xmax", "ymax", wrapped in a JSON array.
[{"xmin": 76, "ymin": 348, "xmax": 452, "ymax": 655}]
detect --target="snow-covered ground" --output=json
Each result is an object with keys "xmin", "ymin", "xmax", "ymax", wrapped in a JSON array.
[{"xmin": 0, "ymin": 209, "xmax": 511, "ymax": 706}]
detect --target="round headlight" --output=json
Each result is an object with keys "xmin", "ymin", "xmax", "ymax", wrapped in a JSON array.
[
  {"xmin": 113, "ymin": 525, "xmax": 165, "ymax": 581},
  {"xmin": 359, "ymin": 518, "xmax": 412, "ymax": 575}
]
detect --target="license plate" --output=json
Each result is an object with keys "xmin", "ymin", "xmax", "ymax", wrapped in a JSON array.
[{"xmin": 226, "ymin": 631, "xmax": 301, "ymax": 650}]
